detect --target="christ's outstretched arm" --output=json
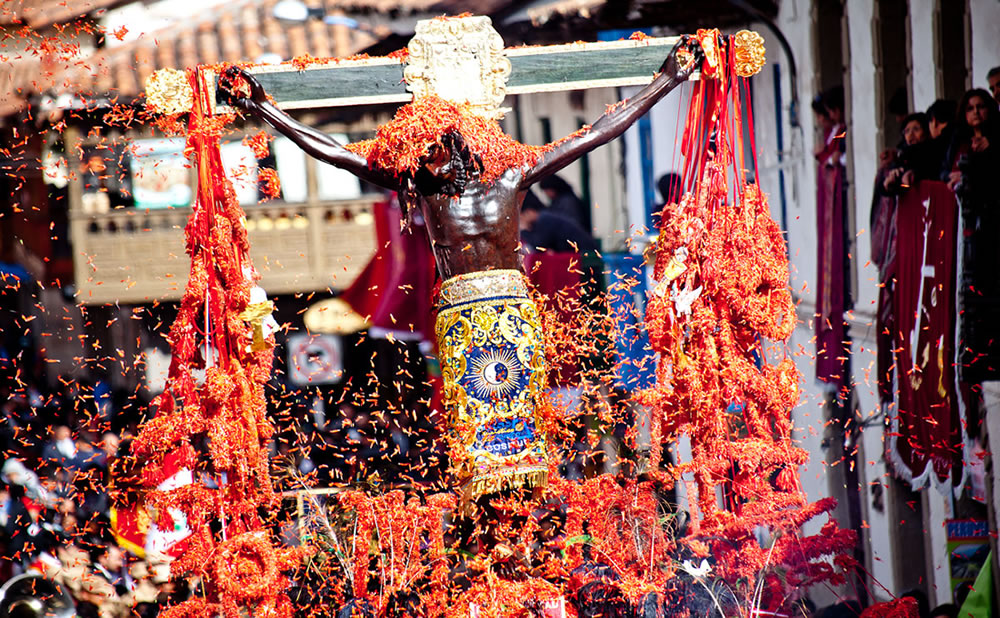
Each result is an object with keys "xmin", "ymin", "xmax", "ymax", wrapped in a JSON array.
[
  {"xmin": 519, "ymin": 38, "xmax": 702, "ymax": 188},
  {"xmin": 221, "ymin": 67, "xmax": 401, "ymax": 191}
]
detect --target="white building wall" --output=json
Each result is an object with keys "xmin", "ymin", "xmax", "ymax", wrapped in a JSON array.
[
  {"xmin": 621, "ymin": 79, "xmax": 687, "ymax": 236},
  {"xmin": 513, "ymin": 88, "xmax": 629, "ymax": 249},
  {"xmin": 969, "ymin": 0, "xmax": 1000, "ymax": 92},
  {"xmin": 838, "ymin": 0, "xmax": 906, "ymax": 600}
]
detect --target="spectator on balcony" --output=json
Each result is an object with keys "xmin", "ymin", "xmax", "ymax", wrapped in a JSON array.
[
  {"xmin": 944, "ymin": 89, "xmax": 999, "ymax": 195},
  {"xmin": 927, "ymin": 99, "xmax": 956, "ymax": 141},
  {"xmin": 988, "ymin": 66, "xmax": 1000, "ymax": 105},
  {"xmin": 948, "ymin": 89, "xmax": 1000, "ymax": 385},
  {"xmin": 814, "ymin": 87, "xmax": 846, "ymax": 168},
  {"xmin": 925, "ymin": 99, "xmax": 956, "ymax": 174},
  {"xmin": 813, "ymin": 85, "xmax": 851, "ymax": 394},
  {"xmin": 882, "ymin": 113, "xmax": 937, "ymax": 194}
]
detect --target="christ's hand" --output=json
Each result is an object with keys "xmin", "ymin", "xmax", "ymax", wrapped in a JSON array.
[
  {"xmin": 220, "ymin": 66, "xmax": 268, "ymax": 110},
  {"xmin": 216, "ymin": 65, "xmax": 398, "ymax": 190},
  {"xmin": 660, "ymin": 36, "xmax": 703, "ymax": 82}
]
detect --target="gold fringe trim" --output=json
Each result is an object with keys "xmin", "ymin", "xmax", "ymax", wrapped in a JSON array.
[
  {"xmin": 438, "ymin": 269, "xmax": 529, "ymax": 308},
  {"xmin": 463, "ymin": 467, "xmax": 548, "ymax": 501}
]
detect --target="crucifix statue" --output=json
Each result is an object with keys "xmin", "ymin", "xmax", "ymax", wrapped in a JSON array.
[{"xmin": 207, "ymin": 15, "xmax": 745, "ymax": 498}]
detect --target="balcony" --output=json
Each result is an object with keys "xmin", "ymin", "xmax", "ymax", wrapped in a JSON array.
[
  {"xmin": 62, "ymin": 122, "xmax": 387, "ymax": 305},
  {"xmin": 70, "ymin": 197, "xmax": 379, "ymax": 305}
]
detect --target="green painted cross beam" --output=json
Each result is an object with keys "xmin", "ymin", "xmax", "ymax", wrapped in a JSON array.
[{"xmin": 206, "ymin": 15, "xmax": 680, "ymax": 116}]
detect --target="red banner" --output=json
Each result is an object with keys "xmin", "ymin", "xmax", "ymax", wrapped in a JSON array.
[
  {"xmin": 814, "ymin": 138, "xmax": 850, "ymax": 390},
  {"xmin": 339, "ymin": 196, "xmax": 437, "ymax": 341},
  {"xmin": 886, "ymin": 180, "xmax": 967, "ymax": 492}
]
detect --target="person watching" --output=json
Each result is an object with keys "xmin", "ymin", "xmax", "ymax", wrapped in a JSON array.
[
  {"xmin": 538, "ymin": 174, "xmax": 590, "ymax": 232},
  {"xmin": 815, "ymin": 86, "xmax": 847, "ymax": 167},
  {"xmin": 882, "ymin": 113, "xmax": 933, "ymax": 193},
  {"xmin": 926, "ymin": 99, "xmax": 956, "ymax": 140},
  {"xmin": 944, "ymin": 88, "xmax": 999, "ymax": 194},
  {"xmin": 987, "ymin": 66, "xmax": 1000, "ymax": 105},
  {"xmin": 519, "ymin": 190, "xmax": 597, "ymax": 254}
]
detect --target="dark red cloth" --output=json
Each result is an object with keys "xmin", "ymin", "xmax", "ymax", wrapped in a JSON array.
[
  {"xmin": 871, "ymin": 168, "xmax": 898, "ymax": 404},
  {"xmin": 525, "ymin": 252, "xmax": 585, "ymax": 387},
  {"xmin": 814, "ymin": 128, "xmax": 850, "ymax": 390},
  {"xmin": 888, "ymin": 180, "xmax": 964, "ymax": 489},
  {"xmin": 339, "ymin": 197, "xmax": 437, "ymax": 341},
  {"xmin": 338, "ymin": 198, "xmax": 393, "ymax": 322}
]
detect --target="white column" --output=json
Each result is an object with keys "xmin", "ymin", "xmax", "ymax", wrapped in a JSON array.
[
  {"xmin": 969, "ymin": 0, "xmax": 1000, "ymax": 90},
  {"xmin": 908, "ymin": 0, "xmax": 937, "ymax": 111},
  {"xmin": 845, "ymin": 0, "xmax": 901, "ymax": 597},
  {"xmin": 924, "ymin": 491, "xmax": 954, "ymax": 605}
]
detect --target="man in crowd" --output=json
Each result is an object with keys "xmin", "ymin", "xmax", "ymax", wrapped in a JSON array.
[
  {"xmin": 988, "ymin": 66, "xmax": 1000, "ymax": 105},
  {"xmin": 91, "ymin": 545, "xmax": 127, "ymax": 593},
  {"xmin": 42, "ymin": 426, "xmax": 82, "ymax": 470},
  {"xmin": 926, "ymin": 99, "xmax": 955, "ymax": 141},
  {"xmin": 539, "ymin": 175, "xmax": 590, "ymax": 232},
  {"xmin": 520, "ymin": 188, "xmax": 597, "ymax": 254}
]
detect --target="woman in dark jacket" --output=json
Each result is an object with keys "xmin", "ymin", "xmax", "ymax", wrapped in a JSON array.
[
  {"xmin": 945, "ymin": 89, "xmax": 1000, "ymax": 384},
  {"xmin": 943, "ymin": 88, "xmax": 999, "ymax": 195}
]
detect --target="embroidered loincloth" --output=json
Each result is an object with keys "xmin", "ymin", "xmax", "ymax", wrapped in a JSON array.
[{"xmin": 435, "ymin": 269, "xmax": 548, "ymax": 497}]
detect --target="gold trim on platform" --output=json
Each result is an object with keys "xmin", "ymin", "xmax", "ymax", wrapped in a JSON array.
[
  {"xmin": 466, "ymin": 466, "xmax": 548, "ymax": 501},
  {"xmin": 437, "ymin": 269, "xmax": 529, "ymax": 308}
]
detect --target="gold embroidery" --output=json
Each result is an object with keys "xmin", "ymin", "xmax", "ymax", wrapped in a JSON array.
[{"xmin": 436, "ymin": 270, "xmax": 547, "ymax": 497}]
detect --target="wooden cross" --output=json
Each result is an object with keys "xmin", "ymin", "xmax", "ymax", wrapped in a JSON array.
[{"xmin": 199, "ymin": 16, "xmax": 686, "ymax": 117}]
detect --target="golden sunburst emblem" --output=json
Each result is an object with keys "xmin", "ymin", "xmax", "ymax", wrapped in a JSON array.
[{"xmin": 469, "ymin": 348, "xmax": 521, "ymax": 399}]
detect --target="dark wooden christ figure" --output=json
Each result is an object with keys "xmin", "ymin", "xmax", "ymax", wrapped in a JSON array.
[{"xmin": 220, "ymin": 38, "xmax": 702, "ymax": 281}]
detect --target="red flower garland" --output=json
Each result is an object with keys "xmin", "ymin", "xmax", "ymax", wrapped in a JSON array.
[
  {"xmin": 133, "ymin": 67, "xmax": 303, "ymax": 617},
  {"xmin": 345, "ymin": 95, "xmax": 546, "ymax": 185},
  {"xmin": 639, "ymin": 29, "xmax": 858, "ymax": 613}
]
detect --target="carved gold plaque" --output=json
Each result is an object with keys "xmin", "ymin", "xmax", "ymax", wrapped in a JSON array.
[
  {"xmin": 403, "ymin": 16, "xmax": 511, "ymax": 117},
  {"xmin": 145, "ymin": 68, "xmax": 194, "ymax": 116}
]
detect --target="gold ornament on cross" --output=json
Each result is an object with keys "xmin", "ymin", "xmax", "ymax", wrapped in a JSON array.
[
  {"xmin": 732, "ymin": 30, "xmax": 766, "ymax": 77},
  {"xmin": 144, "ymin": 68, "xmax": 194, "ymax": 116}
]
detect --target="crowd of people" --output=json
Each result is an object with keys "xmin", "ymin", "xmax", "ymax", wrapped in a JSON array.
[
  {"xmin": 812, "ymin": 71, "xmax": 1000, "ymax": 404},
  {"xmin": 806, "ymin": 70, "xmax": 1000, "ymax": 618},
  {"xmin": 873, "ymin": 84, "xmax": 999, "ymax": 201},
  {"xmin": 0, "ymin": 368, "xmax": 180, "ymax": 616}
]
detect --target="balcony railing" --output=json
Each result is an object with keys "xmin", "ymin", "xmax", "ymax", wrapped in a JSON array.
[{"xmin": 71, "ymin": 197, "xmax": 380, "ymax": 305}]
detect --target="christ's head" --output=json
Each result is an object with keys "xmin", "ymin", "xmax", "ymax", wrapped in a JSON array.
[{"xmin": 414, "ymin": 130, "xmax": 483, "ymax": 197}]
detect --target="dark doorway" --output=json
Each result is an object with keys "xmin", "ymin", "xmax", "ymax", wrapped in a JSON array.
[
  {"xmin": 936, "ymin": 0, "xmax": 970, "ymax": 102},
  {"xmin": 814, "ymin": 0, "xmax": 846, "ymax": 94},
  {"xmin": 875, "ymin": 0, "xmax": 912, "ymax": 152}
]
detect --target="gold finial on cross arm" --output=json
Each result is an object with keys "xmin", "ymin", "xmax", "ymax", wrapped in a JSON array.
[
  {"xmin": 732, "ymin": 30, "xmax": 766, "ymax": 77},
  {"xmin": 144, "ymin": 68, "xmax": 194, "ymax": 115}
]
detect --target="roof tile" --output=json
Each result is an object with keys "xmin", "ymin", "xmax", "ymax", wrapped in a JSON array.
[
  {"xmin": 4, "ymin": 0, "xmax": 423, "ymax": 110},
  {"xmin": 1, "ymin": 0, "xmax": 128, "ymax": 28}
]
